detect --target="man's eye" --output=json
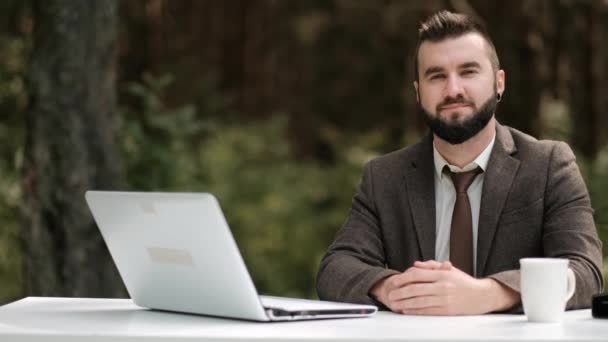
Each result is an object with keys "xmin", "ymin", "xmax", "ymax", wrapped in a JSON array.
[
  {"xmin": 430, "ymin": 74, "xmax": 445, "ymax": 80},
  {"xmin": 462, "ymin": 69, "xmax": 477, "ymax": 75}
]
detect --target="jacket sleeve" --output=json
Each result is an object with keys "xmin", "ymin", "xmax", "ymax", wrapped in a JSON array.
[
  {"xmin": 489, "ymin": 142, "xmax": 604, "ymax": 310},
  {"xmin": 316, "ymin": 161, "xmax": 399, "ymax": 305}
]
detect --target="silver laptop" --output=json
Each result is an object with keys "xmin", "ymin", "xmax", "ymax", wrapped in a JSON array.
[{"xmin": 85, "ymin": 191, "xmax": 377, "ymax": 321}]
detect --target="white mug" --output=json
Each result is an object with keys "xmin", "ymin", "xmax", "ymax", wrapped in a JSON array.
[{"xmin": 520, "ymin": 258, "xmax": 575, "ymax": 322}]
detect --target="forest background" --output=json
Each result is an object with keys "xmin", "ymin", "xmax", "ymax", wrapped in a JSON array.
[{"xmin": 0, "ymin": 0, "xmax": 607, "ymax": 304}]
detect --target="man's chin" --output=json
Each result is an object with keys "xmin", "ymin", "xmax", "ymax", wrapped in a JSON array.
[{"xmin": 439, "ymin": 109, "xmax": 474, "ymax": 121}]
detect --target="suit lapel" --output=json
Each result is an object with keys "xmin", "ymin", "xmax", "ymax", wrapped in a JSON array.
[
  {"xmin": 477, "ymin": 124, "xmax": 520, "ymax": 275},
  {"xmin": 404, "ymin": 134, "xmax": 436, "ymax": 261}
]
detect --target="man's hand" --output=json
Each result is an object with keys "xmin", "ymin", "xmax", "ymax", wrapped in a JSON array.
[{"xmin": 370, "ymin": 261, "xmax": 519, "ymax": 315}]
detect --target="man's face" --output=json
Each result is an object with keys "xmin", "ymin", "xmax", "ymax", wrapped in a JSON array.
[{"xmin": 414, "ymin": 32, "xmax": 505, "ymax": 144}]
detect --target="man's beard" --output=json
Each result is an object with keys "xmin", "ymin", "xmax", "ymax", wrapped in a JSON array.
[{"xmin": 419, "ymin": 93, "xmax": 497, "ymax": 145}]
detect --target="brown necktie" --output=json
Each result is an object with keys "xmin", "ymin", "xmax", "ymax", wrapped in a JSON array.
[{"xmin": 445, "ymin": 166, "xmax": 483, "ymax": 276}]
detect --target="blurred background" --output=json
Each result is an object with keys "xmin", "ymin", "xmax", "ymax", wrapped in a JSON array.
[{"xmin": 0, "ymin": 0, "xmax": 607, "ymax": 305}]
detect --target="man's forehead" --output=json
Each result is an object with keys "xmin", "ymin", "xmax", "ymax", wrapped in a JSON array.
[{"xmin": 418, "ymin": 32, "xmax": 492, "ymax": 69}]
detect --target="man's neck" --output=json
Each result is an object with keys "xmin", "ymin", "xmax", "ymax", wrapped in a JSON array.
[{"xmin": 433, "ymin": 118, "xmax": 496, "ymax": 168}]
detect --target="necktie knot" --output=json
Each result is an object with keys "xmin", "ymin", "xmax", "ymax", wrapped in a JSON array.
[{"xmin": 444, "ymin": 166, "xmax": 483, "ymax": 193}]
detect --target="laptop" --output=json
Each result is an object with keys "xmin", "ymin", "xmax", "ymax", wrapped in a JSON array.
[{"xmin": 85, "ymin": 191, "xmax": 377, "ymax": 321}]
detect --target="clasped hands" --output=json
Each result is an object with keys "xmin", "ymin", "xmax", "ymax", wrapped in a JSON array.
[{"xmin": 370, "ymin": 260, "xmax": 518, "ymax": 315}]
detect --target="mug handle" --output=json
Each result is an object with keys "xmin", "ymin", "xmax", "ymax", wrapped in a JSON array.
[{"xmin": 565, "ymin": 268, "xmax": 576, "ymax": 303}]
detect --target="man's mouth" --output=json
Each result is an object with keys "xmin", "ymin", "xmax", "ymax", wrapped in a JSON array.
[{"xmin": 439, "ymin": 103, "xmax": 471, "ymax": 111}]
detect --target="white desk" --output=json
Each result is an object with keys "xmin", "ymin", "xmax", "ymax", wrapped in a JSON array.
[{"xmin": 0, "ymin": 297, "xmax": 606, "ymax": 341}]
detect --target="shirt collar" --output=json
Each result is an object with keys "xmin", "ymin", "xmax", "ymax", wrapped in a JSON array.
[{"xmin": 433, "ymin": 133, "xmax": 496, "ymax": 180}]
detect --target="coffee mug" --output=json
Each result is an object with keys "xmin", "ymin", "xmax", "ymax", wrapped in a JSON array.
[{"xmin": 520, "ymin": 258, "xmax": 575, "ymax": 322}]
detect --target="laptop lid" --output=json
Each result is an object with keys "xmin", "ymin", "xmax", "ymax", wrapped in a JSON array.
[
  {"xmin": 86, "ymin": 191, "xmax": 376, "ymax": 321},
  {"xmin": 85, "ymin": 191, "xmax": 269, "ymax": 321}
]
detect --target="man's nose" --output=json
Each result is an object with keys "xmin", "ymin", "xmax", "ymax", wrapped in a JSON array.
[{"xmin": 444, "ymin": 75, "xmax": 464, "ymax": 98}]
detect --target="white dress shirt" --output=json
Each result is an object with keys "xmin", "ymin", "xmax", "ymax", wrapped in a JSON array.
[{"xmin": 433, "ymin": 134, "xmax": 495, "ymax": 276}]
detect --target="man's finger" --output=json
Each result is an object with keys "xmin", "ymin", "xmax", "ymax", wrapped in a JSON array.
[
  {"xmin": 393, "ymin": 295, "xmax": 442, "ymax": 311},
  {"xmin": 414, "ymin": 260, "xmax": 453, "ymax": 271},
  {"xmin": 441, "ymin": 261, "xmax": 453, "ymax": 270},
  {"xmin": 413, "ymin": 260, "xmax": 443, "ymax": 269},
  {"xmin": 390, "ymin": 268, "xmax": 444, "ymax": 288},
  {"xmin": 387, "ymin": 282, "xmax": 441, "ymax": 301}
]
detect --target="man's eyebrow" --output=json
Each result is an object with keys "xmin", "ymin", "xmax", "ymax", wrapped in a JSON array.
[
  {"xmin": 423, "ymin": 66, "xmax": 445, "ymax": 77},
  {"xmin": 459, "ymin": 62, "xmax": 481, "ymax": 69}
]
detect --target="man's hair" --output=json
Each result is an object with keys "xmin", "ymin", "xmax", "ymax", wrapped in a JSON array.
[{"xmin": 415, "ymin": 11, "xmax": 500, "ymax": 80}]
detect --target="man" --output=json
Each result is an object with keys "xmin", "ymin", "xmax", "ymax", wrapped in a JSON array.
[{"xmin": 316, "ymin": 11, "xmax": 603, "ymax": 315}]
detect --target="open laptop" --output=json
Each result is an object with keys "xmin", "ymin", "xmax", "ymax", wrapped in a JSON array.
[{"xmin": 85, "ymin": 191, "xmax": 377, "ymax": 321}]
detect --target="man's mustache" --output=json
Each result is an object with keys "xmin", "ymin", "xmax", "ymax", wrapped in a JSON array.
[{"xmin": 437, "ymin": 97, "xmax": 474, "ymax": 111}]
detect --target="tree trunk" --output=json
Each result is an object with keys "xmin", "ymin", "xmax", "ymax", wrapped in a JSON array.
[{"xmin": 20, "ymin": 0, "xmax": 126, "ymax": 297}]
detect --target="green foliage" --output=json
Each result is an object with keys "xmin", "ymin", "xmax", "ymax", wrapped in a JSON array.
[
  {"xmin": 120, "ymin": 73, "xmax": 213, "ymax": 191},
  {"xmin": 119, "ymin": 75, "xmax": 370, "ymax": 298},
  {"xmin": 200, "ymin": 118, "xmax": 365, "ymax": 298}
]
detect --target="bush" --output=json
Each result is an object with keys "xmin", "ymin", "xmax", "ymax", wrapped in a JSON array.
[{"xmin": 120, "ymin": 75, "xmax": 371, "ymax": 298}]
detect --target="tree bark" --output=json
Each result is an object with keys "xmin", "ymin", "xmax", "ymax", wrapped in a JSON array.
[{"xmin": 21, "ymin": 0, "xmax": 126, "ymax": 297}]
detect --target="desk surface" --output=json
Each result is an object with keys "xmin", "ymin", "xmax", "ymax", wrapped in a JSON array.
[{"xmin": 0, "ymin": 297, "xmax": 607, "ymax": 342}]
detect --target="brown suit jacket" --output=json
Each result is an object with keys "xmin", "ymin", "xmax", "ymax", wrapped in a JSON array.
[{"xmin": 317, "ymin": 123, "xmax": 603, "ymax": 311}]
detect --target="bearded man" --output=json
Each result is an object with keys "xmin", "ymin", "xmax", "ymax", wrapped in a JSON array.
[{"xmin": 316, "ymin": 10, "xmax": 603, "ymax": 315}]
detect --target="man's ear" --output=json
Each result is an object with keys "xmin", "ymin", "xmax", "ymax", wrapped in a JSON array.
[
  {"xmin": 413, "ymin": 81, "xmax": 420, "ymax": 103},
  {"xmin": 496, "ymin": 69, "xmax": 505, "ymax": 98}
]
